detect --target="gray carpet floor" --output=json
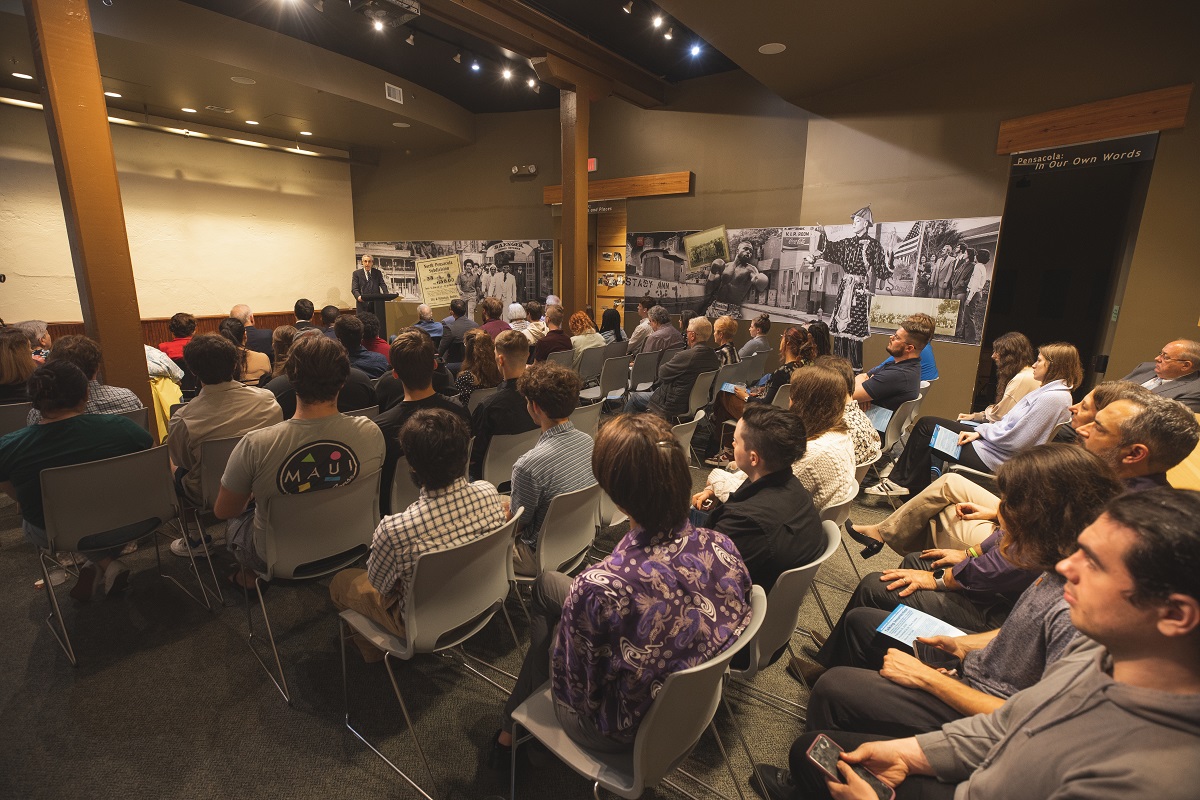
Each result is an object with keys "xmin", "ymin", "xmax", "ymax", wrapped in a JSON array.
[{"xmin": 0, "ymin": 470, "xmax": 901, "ymax": 799}]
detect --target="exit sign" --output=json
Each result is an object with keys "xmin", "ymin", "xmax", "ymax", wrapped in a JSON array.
[{"xmin": 587, "ymin": 157, "xmax": 597, "ymax": 172}]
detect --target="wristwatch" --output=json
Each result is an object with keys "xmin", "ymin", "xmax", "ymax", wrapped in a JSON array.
[{"xmin": 933, "ymin": 568, "xmax": 948, "ymax": 591}]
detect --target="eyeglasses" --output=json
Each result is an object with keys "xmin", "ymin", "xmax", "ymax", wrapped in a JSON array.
[{"xmin": 1156, "ymin": 352, "xmax": 1185, "ymax": 362}]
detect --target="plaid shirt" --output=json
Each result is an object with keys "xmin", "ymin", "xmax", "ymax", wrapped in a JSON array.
[
  {"xmin": 366, "ymin": 477, "xmax": 506, "ymax": 617},
  {"xmin": 27, "ymin": 380, "xmax": 142, "ymax": 425}
]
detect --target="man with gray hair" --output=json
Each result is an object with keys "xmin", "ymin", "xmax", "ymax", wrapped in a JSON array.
[
  {"xmin": 230, "ymin": 304, "xmax": 273, "ymax": 364},
  {"xmin": 13, "ymin": 320, "xmax": 51, "ymax": 362},
  {"xmin": 414, "ymin": 304, "xmax": 443, "ymax": 341},
  {"xmin": 641, "ymin": 305, "xmax": 685, "ymax": 355},
  {"xmin": 1076, "ymin": 385, "xmax": 1200, "ymax": 490},
  {"xmin": 624, "ymin": 316, "xmax": 719, "ymax": 420},
  {"xmin": 1119, "ymin": 339, "xmax": 1200, "ymax": 411}
]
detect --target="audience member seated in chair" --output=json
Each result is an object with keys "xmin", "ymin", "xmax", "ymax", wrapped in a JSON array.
[
  {"xmin": 215, "ymin": 335, "xmax": 385, "ymax": 591},
  {"xmin": 530, "ymin": 304, "xmax": 572, "ymax": 363},
  {"xmin": 373, "ymin": 329, "xmax": 471, "ymax": 516},
  {"xmin": 290, "ymin": 298, "xmax": 315, "ymax": 331},
  {"xmin": 330, "ymin": 408, "xmax": 506, "ymax": 662},
  {"xmin": 868, "ymin": 342, "xmax": 1081, "ymax": 499},
  {"xmin": 0, "ymin": 328, "xmax": 36, "ymax": 405},
  {"xmin": 333, "ymin": 314, "xmax": 389, "ymax": 379},
  {"xmin": 788, "ymin": 445, "xmax": 1123, "ymax": 739},
  {"xmin": 453, "ymin": 329, "xmax": 501, "ymax": 408},
  {"xmin": 158, "ymin": 312, "xmax": 195, "ymax": 360},
  {"xmin": 1119, "ymin": 338, "xmax": 1200, "ymax": 411},
  {"xmin": 25, "ymin": 335, "xmax": 142, "ymax": 425},
  {"xmin": 816, "ymin": 355, "xmax": 882, "ymax": 468},
  {"xmin": 752, "ymin": 487, "xmax": 1200, "ymax": 800},
  {"xmin": 956, "ymin": 332, "xmax": 1038, "ymax": 424},
  {"xmin": 623, "ymin": 316, "xmax": 720, "ymax": 419},
  {"xmin": 469, "ymin": 330, "xmax": 536, "ymax": 481},
  {"xmin": 167, "ymin": 334, "xmax": 282, "ymax": 556},
  {"xmin": 438, "ymin": 298, "xmax": 479, "ymax": 373},
  {"xmin": 229, "ymin": 304, "xmax": 274, "ymax": 365},
  {"xmin": 625, "ymin": 296, "xmax": 655, "ymax": 355},
  {"xmin": 638, "ymin": 304, "xmax": 685, "ymax": 356},
  {"xmin": 712, "ymin": 314, "xmax": 741, "ymax": 367},
  {"xmin": 357, "ymin": 311, "xmax": 391, "ymax": 361},
  {"xmin": 567, "ymin": 310, "xmax": 606, "ymax": 370},
  {"xmin": 705, "ymin": 366, "xmax": 857, "ymax": 512},
  {"xmin": 317, "ymin": 305, "xmax": 340, "ymax": 338},
  {"xmin": 413, "ymin": 303, "xmax": 443, "ymax": 341},
  {"xmin": 218, "ymin": 317, "xmax": 272, "ymax": 386},
  {"xmin": 478, "ymin": 296, "xmax": 512, "ymax": 340},
  {"xmin": 738, "ymin": 313, "xmax": 772, "ymax": 360},
  {"xmin": 0, "ymin": 361, "xmax": 152, "ymax": 599},
  {"xmin": 264, "ymin": 329, "xmax": 376, "ymax": 418},
  {"xmin": 488, "ymin": 413, "xmax": 753, "ymax": 766},
  {"xmin": 852, "ymin": 313, "xmax": 931, "ymax": 412},
  {"xmin": 507, "ymin": 362, "xmax": 596, "ymax": 577},
  {"xmin": 690, "ymin": 404, "xmax": 825, "ymax": 593}
]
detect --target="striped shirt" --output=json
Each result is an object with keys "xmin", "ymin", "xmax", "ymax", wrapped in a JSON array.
[
  {"xmin": 366, "ymin": 477, "xmax": 506, "ymax": 616},
  {"xmin": 509, "ymin": 421, "xmax": 596, "ymax": 547},
  {"xmin": 27, "ymin": 380, "xmax": 142, "ymax": 425}
]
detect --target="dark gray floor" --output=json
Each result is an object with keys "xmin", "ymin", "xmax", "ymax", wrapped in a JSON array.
[{"xmin": 0, "ymin": 471, "xmax": 899, "ymax": 799}]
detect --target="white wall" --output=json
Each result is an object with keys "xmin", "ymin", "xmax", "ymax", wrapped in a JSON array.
[{"xmin": 0, "ymin": 104, "xmax": 355, "ymax": 322}]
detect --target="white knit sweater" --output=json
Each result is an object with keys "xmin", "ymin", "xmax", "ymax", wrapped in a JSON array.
[{"xmin": 707, "ymin": 430, "xmax": 858, "ymax": 512}]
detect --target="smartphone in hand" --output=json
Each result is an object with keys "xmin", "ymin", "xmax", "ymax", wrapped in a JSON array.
[{"xmin": 805, "ymin": 734, "xmax": 895, "ymax": 800}]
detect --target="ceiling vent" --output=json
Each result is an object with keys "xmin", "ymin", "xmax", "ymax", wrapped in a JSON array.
[
  {"xmin": 385, "ymin": 83, "xmax": 404, "ymax": 105},
  {"xmin": 204, "ymin": 104, "xmax": 235, "ymax": 114}
]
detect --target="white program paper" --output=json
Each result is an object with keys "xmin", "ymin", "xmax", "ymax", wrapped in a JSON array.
[
  {"xmin": 930, "ymin": 424, "xmax": 963, "ymax": 460},
  {"xmin": 875, "ymin": 605, "xmax": 966, "ymax": 646},
  {"xmin": 864, "ymin": 405, "xmax": 894, "ymax": 433}
]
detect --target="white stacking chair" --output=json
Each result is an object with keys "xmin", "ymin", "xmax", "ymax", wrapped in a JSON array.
[
  {"xmin": 344, "ymin": 405, "xmax": 380, "ymax": 420},
  {"xmin": 340, "ymin": 514, "xmax": 522, "ymax": 800},
  {"xmin": 579, "ymin": 355, "xmax": 630, "ymax": 407},
  {"xmin": 115, "ymin": 406, "xmax": 152, "ymax": 433},
  {"xmin": 855, "ymin": 453, "xmax": 880, "ymax": 485},
  {"xmin": 36, "ymin": 445, "xmax": 183, "ymax": 666},
  {"xmin": 172, "ymin": 434, "xmax": 246, "ymax": 609},
  {"xmin": 245, "ymin": 470, "xmax": 382, "ymax": 703},
  {"xmin": 711, "ymin": 362, "xmax": 743, "ymax": 403},
  {"xmin": 671, "ymin": 409, "xmax": 706, "ymax": 467},
  {"xmin": 510, "ymin": 483, "xmax": 602, "ymax": 585},
  {"xmin": 771, "ymin": 386, "xmax": 792, "ymax": 409},
  {"xmin": 569, "ymin": 400, "xmax": 603, "ymax": 439},
  {"xmin": 628, "ymin": 350, "xmax": 659, "ymax": 392},
  {"xmin": 546, "ymin": 349, "xmax": 574, "ymax": 368},
  {"xmin": 576, "ymin": 345, "xmax": 608, "ymax": 385},
  {"xmin": 820, "ymin": 481, "xmax": 861, "ymax": 582},
  {"xmin": 482, "ymin": 427, "xmax": 544, "ymax": 491},
  {"xmin": 508, "ymin": 585, "xmax": 767, "ymax": 800},
  {"xmin": 675, "ymin": 370, "xmax": 717, "ymax": 424},
  {"xmin": 872, "ymin": 395, "xmax": 922, "ymax": 509},
  {"xmin": 739, "ymin": 351, "xmax": 768, "ymax": 384},
  {"xmin": 467, "ymin": 385, "xmax": 499, "ymax": 414},
  {"xmin": 0, "ymin": 401, "xmax": 32, "ymax": 436},
  {"xmin": 603, "ymin": 339, "xmax": 629, "ymax": 360}
]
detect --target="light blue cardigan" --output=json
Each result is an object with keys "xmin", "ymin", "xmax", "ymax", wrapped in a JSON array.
[{"xmin": 972, "ymin": 379, "xmax": 1072, "ymax": 471}]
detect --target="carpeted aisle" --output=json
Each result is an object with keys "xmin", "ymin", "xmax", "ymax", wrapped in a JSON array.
[{"xmin": 0, "ymin": 472, "xmax": 899, "ymax": 799}]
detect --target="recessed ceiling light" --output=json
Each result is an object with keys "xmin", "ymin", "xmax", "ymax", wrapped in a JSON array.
[
  {"xmin": 392, "ymin": 122, "xmax": 410, "ymax": 128},
  {"xmin": 104, "ymin": 91, "xmax": 122, "ymax": 98},
  {"xmin": 181, "ymin": 107, "xmax": 197, "ymax": 113},
  {"xmin": 690, "ymin": 44, "xmax": 701, "ymax": 56},
  {"xmin": 245, "ymin": 120, "xmax": 259, "ymax": 125},
  {"xmin": 374, "ymin": 20, "xmax": 384, "ymax": 31},
  {"xmin": 652, "ymin": 15, "xmax": 662, "ymax": 28},
  {"xmin": 471, "ymin": 60, "xmax": 481, "ymax": 72},
  {"xmin": 299, "ymin": 130, "xmax": 312, "ymax": 136},
  {"xmin": 230, "ymin": 76, "xmax": 256, "ymax": 85},
  {"xmin": 12, "ymin": 72, "xmax": 33, "ymax": 80},
  {"xmin": 758, "ymin": 42, "xmax": 787, "ymax": 55},
  {"xmin": 527, "ymin": 77, "xmax": 536, "ymax": 88},
  {"xmin": 502, "ymin": 68, "xmax": 512, "ymax": 79}
]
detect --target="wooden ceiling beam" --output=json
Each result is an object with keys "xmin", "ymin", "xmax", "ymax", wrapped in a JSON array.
[{"xmin": 419, "ymin": 0, "xmax": 668, "ymax": 108}]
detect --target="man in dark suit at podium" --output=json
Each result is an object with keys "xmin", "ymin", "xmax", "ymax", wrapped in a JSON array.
[
  {"xmin": 351, "ymin": 254, "xmax": 390, "ymax": 314},
  {"xmin": 1120, "ymin": 339, "xmax": 1200, "ymax": 412}
]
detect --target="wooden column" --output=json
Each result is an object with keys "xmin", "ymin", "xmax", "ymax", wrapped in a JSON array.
[
  {"xmin": 24, "ymin": 0, "xmax": 151, "ymax": 413},
  {"xmin": 559, "ymin": 88, "xmax": 589, "ymax": 315}
]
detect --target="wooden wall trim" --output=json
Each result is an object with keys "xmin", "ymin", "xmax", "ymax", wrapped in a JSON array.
[
  {"xmin": 45, "ymin": 308, "xmax": 354, "ymax": 349},
  {"xmin": 996, "ymin": 84, "xmax": 1192, "ymax": 155},
  {"xmin": 543, "ymin": 171, "xmax": 692, "ymax": 205}
]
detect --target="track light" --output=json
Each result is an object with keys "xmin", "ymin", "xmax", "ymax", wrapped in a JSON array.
[
  {"xmin": 527, "ymin": 77, "xmax": 535, "ymax": 87},
  {"xmin": 652, "ymin": 15, "xmax": 662, "ymax": 27},
  {"xmin": 405, "ymin": 33, "xmax": 414, "ymax": 45},
  {"xmin": 622, "ymin": 2, "xmax": 633, "ymax": 12},
  {"xmin": 453, "ymin": 51, "xmax": 461, "ymax": 63},
  {"xmin": 664, "ymin": 27, "xmax": 673, "ymax": 40}
]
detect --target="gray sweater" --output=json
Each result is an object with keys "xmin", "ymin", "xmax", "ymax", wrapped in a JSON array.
[{"xmin": 917, "ymin": 638, "xmax": 1200, "ymax": 799}]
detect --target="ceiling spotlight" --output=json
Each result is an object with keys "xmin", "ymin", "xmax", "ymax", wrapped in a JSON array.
[
  {"xmin": 690, "ymin": 44, "xmax": 701, "ymax": 56},
  {"xmin": 664, "ymin": 27, "xmax": 673, "ymax": 40},
  {"xmin": 652, "ymin": 15, "xmax": 662, "ymax": 27},
  {"xmin": 104, "ymin": 91, "xmax": 122, "ymax": 98},
  {"xmin": 453, "ymin": 51, "xmax": 461, "ymax": 63},
  {"xmin": 181, "ymin": 107, "xmax": 197, "ymax": 113},
  {"xmin": 299, "ymin": 131, "xmax": 312, "ymax": 136},
  {"xmin": 502, "ymin": 68, "xmax": 512, "ymax": 79},
  {"xmin": 471, "ymin": 60, "xmax": 481, "ymax": 72},
  {"xmin": 622, "ymin": 2, "xmax": 632, "ymax": 12},
  {"xmin": 12, "ymin": 72, "xmax": 33, "ymax": 80},
  {"xmin": 373, "ymin": 19, "xmax": 383, "ymax": 31},
  {"xmin": 405, "ymin": 33, "xmax": 415, "ymax": 45},
  {"xmin": 526, "ymin": 77, "xmax": 536, "ymax": 88},
  {"xmin": 245, "ymin": 120, "xmax": 259, "ymax": 125}
]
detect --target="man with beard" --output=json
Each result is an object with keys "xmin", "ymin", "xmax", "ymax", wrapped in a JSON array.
[{"xmin": 852, "ymin": 314, "xmax": 929, "ymax": 412}]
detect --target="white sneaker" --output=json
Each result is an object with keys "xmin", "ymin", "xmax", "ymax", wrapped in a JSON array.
[
  {"xmin": 170, "ymin": 535, "xmax": 214, "ymax": 558},
  {"xmin": 864, "ymin": 478, "xmax": 910, "ymax": 498},
  {"xmin": 103, "ymin": 559, "xmax": 131, "ymax": 596},
  {"xmin": 120, "ymin": 540, "xmax": 139, "ymax": 556}
]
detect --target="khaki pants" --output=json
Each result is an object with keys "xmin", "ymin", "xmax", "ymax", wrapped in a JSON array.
[
  {"xmin": 329, "ymin": 568, "xmax": 406, "ymax": 663},
  {"xmin": 877, "ymin": 473, "xmax": 998, "ymax": 554}
]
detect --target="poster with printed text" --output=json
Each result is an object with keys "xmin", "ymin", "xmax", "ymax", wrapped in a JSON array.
[{"xmin": 415, "ymin": 254, "xmax": 462, "ymax": 308}]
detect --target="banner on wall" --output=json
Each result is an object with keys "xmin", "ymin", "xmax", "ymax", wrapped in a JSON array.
[
  {"xmin": 414, "ymin": 254, "xmax": 462, "ymax": 308},
  {"xmin": 355, "ymin": 239, "xmax": 555, "ymax": 320},
  {"xmin": 624, "ymin": 215, "xmax": 1001, "ymax": 347}
]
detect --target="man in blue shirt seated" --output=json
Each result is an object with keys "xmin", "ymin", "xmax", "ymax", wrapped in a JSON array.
[{"xmin": 852, "ymin": 313, "xmax": 932, "ymax": 413}]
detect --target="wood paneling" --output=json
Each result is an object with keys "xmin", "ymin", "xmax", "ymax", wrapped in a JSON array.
[
  {"xmin": 46, "ymin": 309, "xmax": 353, "ymax": 349},
  {"xmin": 543, "ymin": 171, "xmax": 692, "ymax": 205},
  {"xmin": 997, "ymin": 85, "xmax": 1192, "ymax": 154},
  {"xmin": 595, "ymin": 206, "xmax": 628, "ymax": 247}
]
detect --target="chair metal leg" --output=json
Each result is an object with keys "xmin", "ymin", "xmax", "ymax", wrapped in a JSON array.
[
  {"xmin": 721, "ymin": 693, "xmax": 766, "ymax": 795},
  {"xmin": 38, "ymin": 550, "xmax": 77, "ymax": 667},
  {"xmin": 500, "ymin": 604, "xmax": 522, "ymax": 650},
  {"xmin": 157, "ymin": 513, "xmax": 223, "ymax": 611},
  {"xmin": 511, "ymin": 581, "xmax": 531, "ymax": 622},
  {"xmin": 726, "ymin": 679, "xmax": 806, "ymax": 720},
  {"xmin": 341, "ymin": 618, "xmax": 438, "ymax": 800},
  {"xmin": 455, "ymin": 647, "xmax": 517, "ymax": 691},
  {"xmin": 841, "ymin": 536, "xmax": 864, "ymax": 582},
  {"xmin": 245, "ymin": 575, "xmax": 290, "ymax": 703}
]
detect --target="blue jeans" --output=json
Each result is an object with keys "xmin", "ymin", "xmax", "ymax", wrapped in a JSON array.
[{"xmin": 623, "ymin": 391, "xmax": 652, "ymax": 414}]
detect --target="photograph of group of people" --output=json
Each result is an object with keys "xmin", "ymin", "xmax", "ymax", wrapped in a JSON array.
[
  {"xmin": 354, "ymin": 239, "xmax": 555, "ymax": 320},
  {"xmin": 625, "ymin": 211, "xmax": 1001, "ymax": 371}
]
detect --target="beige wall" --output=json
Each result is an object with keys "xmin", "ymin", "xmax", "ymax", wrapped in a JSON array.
[
  {"xmin": 799, "ymin": 11, "xmax": 1200, "ymax": 417},
  {"xmin": 0, "ymin": 104, "xmax": 355, "ymax": 322}
]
